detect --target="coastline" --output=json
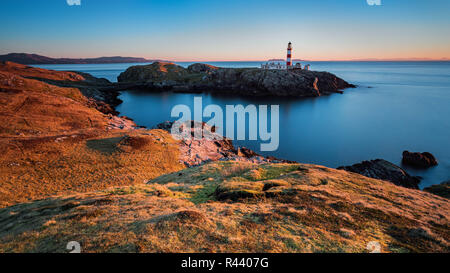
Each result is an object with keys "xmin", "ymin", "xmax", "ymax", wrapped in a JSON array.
[
  {"xmin": 10, "ymin": 60, "xmax": 447, "ymax": 189},
  {"xmin": 0, "ymin": 61, "xmax": 449, "ymax": 253}
]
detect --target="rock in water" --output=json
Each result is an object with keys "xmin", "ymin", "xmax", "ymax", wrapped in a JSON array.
[
  {"xmin": 402, "ymin": 151, "xmax": 438, "ymax": 168},
  {"xmin": 117, "ymin": 62, "xmax": 355, "ymax": 97},
  {"xmin": 423, "ymin": 181, "xmax": 450, "ymax": 199},
  {"xmin": 338, "ymin": 159, "xmax": 421, "ymax": 189}
]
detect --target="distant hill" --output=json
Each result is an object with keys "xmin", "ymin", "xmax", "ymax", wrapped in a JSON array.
[{"xmin": 0, "ymin": 53, "xmax": 161, "ymax": 64}]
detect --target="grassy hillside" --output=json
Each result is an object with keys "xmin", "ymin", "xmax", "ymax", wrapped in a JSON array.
[
  {"xmin": 1, "ymin": 161, "xmax": 448, "ymax": 253},
  {"xmin": 0, "ymin": 62, "xmax": 183, "ymax": 207}
]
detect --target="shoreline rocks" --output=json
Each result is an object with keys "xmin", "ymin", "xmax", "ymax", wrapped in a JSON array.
[
  {"xmin": 402, "ymin": 151, "xmax": 438, "ymax": 168},
  {"xmin": 338, "ymin": 159, "xmax": 421, "ymax": 189},
  {"xmin": 153, "ymin": 121, "xmax": 293, "ymax": 167},
  {"xmin": 423, "ymin": 181, "xmax": 450, "ymax": 199},
  {"xmin": 117, "ymin": 62, "xmax": 355, "ymax": 97}
]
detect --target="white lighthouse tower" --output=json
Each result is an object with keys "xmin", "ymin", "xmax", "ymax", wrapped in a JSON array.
[{"xmin": 286, "ymin": 42, "xmax": 292, "ymax": 69}]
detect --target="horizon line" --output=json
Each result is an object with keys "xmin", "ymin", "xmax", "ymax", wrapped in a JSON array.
[
  {"xmin": 2, "ymin": 52, "xmax": 450, "ymax": 63},
  {"xmin": 171, "ymin": 59, "xmax": 450, "ymax": 62}
]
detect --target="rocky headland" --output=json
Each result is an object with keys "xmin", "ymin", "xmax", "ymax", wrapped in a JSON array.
[{"xmin": 117, "ymin": 62, "xmax": 355, "ymax": 97}]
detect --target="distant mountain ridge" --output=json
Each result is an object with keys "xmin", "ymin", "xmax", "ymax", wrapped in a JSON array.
[{"xmin": 0, "ymin": 53, "xmax": 161, "ymax": 64}]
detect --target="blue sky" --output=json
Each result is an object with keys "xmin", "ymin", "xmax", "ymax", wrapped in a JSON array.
[{"xmin": 1, "ymin": 0, "xmax": 449, "ymax": 61}]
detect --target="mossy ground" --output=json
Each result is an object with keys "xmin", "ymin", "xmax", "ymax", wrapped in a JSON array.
[{"xmin": 1, "ymin": 161, "xmax": 447, "ymax": 253}]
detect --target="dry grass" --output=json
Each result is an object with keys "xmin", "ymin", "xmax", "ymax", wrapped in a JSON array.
[
  {"xmin": 0, "ymin": 128, "xmax": 183, "ymax": 208},
  {"xmin": 0, "ymin": 62, "xmax": 184, "ymax": 208},
  {"xmin": 1, "ymin": 161, "xmax": 448, "ymax": 253},
  {"xmin": 0, "ymin": 62, "xmax": 86, "ymax": 82}
]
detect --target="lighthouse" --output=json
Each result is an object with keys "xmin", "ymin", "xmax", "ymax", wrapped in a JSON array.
[
  {"xmin": 286, "ymin": 42, "xmax": 292, "ymax": 69},
  {"xmin": 261, "ymin": 42, "xmax": 307, "ymax": 70}
]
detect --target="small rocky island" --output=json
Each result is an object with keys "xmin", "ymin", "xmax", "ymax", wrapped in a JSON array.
[{"xmin": 117, "ymin": 62, "xmax": 355, "ymax": 97}]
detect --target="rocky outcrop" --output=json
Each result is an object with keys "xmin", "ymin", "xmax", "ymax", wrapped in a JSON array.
[
  {"xmin": 154, "ymin": 121, "xmax": 292, "ymax": 167},
  {"xmin": 402, "ymin": 151, "xmax": 438, "ymax": 168},
  {"xmin": 34, "ymin": 70, "xmax": 124, "ymax": 111},
  {"xmin": 106, "ymin": 114, "xmax": 137, "ymax": 130},
  {"xmin": 338, "ymin": 159, "xmax": 421, "ymax": 189},
  {"xmin": 117, "ymin": 62, "xmax": 355, "ymax": 97},
  {"xmin": 117, "ymin": 62, "xmax": 189, "ymax": 83},
  {"xmin": 0, "ymin": 61, "xmax": 123, "ymax": 114},
  {"xmin": 424, "ymin": 181, "xmax": 450, "ymax": 199},
  {"xmin": 187, "ymin": 63, "xmax": 219, "ymax": 74},
  {"xmin": 205, "ymin": 68, "xmax": 353, "ymax": 96}
]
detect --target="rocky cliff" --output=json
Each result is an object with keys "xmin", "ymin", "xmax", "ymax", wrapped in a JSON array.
[{"xmin": 118, "ymin": 62, "xmax": 355, "ymax": 97}]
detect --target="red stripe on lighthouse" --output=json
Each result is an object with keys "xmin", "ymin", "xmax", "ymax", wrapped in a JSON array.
[{"xmin": 287, "ymin": 42, "xmax": 292, "ymax": 68}]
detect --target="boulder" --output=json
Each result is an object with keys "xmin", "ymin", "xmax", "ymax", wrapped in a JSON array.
[
  {"xmin": 402, "ymin": 151, "xmax": 438, "ymax": 168},
  {"xmin": 152, "ymin": 120, "xmax": 173, "ymax": 131},
  {"xmin": 86, "ymin": 98, "xmax": 118, "ymax": 115},
  {"xmin": 237, "ymin": 147, "xmax": 260, "ymax": 158},
  {"xmin": 423, "ymin": 181, "xmax": 450, "ymax": 199},
  {"xmin": 338, "ymin": 159, "xmax": 421, "ymax": 189},
  {"xmin": 187, "ymin": 63, "xmax": 218, "ymax": 74}
]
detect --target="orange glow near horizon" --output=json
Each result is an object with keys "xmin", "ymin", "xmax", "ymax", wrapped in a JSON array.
[{"xmin": 2, "ymin": 1, "xmax": 449, "ymax": 62}]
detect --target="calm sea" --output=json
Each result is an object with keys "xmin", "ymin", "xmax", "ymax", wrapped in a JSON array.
[{"xmin": 34, "ymin": 61, "xmax": 450, "ymax": 188}]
